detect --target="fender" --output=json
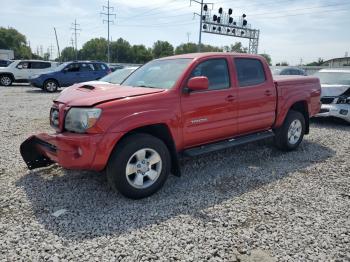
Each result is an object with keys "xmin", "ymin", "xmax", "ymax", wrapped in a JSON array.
[
  {"xmin": 0, "ymin": 72, "xmax": 15, "ymax": 80},
  {"xmin": 274, "ymin": 89, "xmax": 310, "ymax": 128}
]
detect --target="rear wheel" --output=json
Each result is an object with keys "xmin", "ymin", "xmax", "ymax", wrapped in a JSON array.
[
  {"xmin": 0, "ymin": 75, "xmax": 13, "ymax": 86},
  {"xmin": 107, "ymin": 133, "xmax": 171, "ymax": 199},
  {"xmin": 274, "ymin": 110, "xmax": 305, "ymax": 151},
  {"xmin": 44, "ymin": 79, "xmax": 59, "ymax": 92}
]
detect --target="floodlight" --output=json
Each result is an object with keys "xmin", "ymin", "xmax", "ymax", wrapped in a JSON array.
[
  {"xmin": 213, "ymin": 15, "xmax": 217, "ymax": 21},
  {"xmin": 203, "ymin": 4, "xmax": 208, "ymax": 11},
  {"xmin": 228, "ymin": 8, "xmax": 232, "ymax": 15},
  {"xmin": 219, "ymin": 7, "xmax": 223, "ymax": 14},
  {"xmin": 243, "ymin": 19, "xmax": 247, "ymax": 26},
  {"xmin": 229, "ymin": 17, "xmax": 233, "ymax": 23}
]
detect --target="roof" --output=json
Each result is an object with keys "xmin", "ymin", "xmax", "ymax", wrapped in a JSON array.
[
  {"xmin": 157, "ymin": 52, "xmax": 263, "ymax": 60},
  {"xmin": 319, "ymin": 69, "xmax": 350, "ymax": 73},
  {"xmin": 322, "ymin": 57, "xmax": 350, "ymax": 63}
]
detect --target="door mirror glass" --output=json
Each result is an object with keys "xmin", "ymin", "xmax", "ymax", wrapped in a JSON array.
[{"xmin": 187, "ymin": 76, "xmax": 209, "ymax": 91}]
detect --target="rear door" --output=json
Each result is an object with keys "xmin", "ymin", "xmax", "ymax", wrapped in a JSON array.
[
  {"xmin": 181, "ymin": 57, "xmax": 238, "ymax": 147},
  {"xmin": 79, "ymin": 63, "xmax": 95, "ymax": 82},
  {"xmin": 234, "ymin": 57, "xmax": 276, "ymax": 134}
]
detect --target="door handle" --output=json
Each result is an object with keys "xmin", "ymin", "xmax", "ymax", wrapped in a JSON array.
[
  {"xmin": 225, "ymin": 95, "xmax": 235, "ymax": 102},
  {"xmin": 264, "ymin": 90, "xmax": 272, "ymax": 96}
]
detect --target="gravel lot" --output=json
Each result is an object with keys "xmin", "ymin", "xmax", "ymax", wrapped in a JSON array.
[{"xmin": 0, "ymin": 85, "xmax": 349, "ymax": 261}]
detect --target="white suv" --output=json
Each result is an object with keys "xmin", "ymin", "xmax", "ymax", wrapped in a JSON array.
[{"xmin": 0, "ymin": 60, "xmax": 58, "ymax": 86}]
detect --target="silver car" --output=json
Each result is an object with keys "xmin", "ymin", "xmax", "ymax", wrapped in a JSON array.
[{"xmin": 315, "ymin": 69, "xmax": 350, "ymax": 123}]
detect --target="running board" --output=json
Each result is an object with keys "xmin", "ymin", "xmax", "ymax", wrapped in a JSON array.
[{"xmin": 182, "ymin": 130, "xmax": 274, "ymax": 157}]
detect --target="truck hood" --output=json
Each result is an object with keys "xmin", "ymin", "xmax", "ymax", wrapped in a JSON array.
[
  {"xmin": 321, "ymin": 84, "xmax": 350, "ymax": 97},
  {"xmin": 55, "ymin": 83, "xmax": 164, "ymax": 106}
]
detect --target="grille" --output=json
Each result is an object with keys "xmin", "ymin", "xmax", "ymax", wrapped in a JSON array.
[
  {"xmin": 319, "ymin": 108, "xmax": 330, "ymax": 113},
  {"xmin": 320, "ymin": 97, "xmax": 334, "ymax": 104},
  {"xmin": 50, "ymin": 107, "xmax": 59, "ymax": 128}
]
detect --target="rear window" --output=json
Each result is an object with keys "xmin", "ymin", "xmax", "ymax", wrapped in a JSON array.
[
  {"xmin": 31, "ymin": 62, "xmax": 51, "ymax": 69},
  {"xmin": 80, "ymin": 63, "xmax": 94, "ymax": 72},
  {"xmin": 234, "ymin": 58, "xmax": 266, "ymax": 87},
  {"xmin": 94, "ymin": 63, "xmax": 107, "ymax": 71}
]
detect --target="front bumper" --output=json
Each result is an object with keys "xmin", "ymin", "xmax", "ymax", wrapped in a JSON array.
[
  {"xmin": 316, "ymin": 104, "xmax": 350, "ymax": 123},
  {"xmin": 28, "ymin": 78, "xmax": 44, "ymax": 88},
  {"xmin": 20, "ymin": 132, "xmax": 124, "ymax": 171}
]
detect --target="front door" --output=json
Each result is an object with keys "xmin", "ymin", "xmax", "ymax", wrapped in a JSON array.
[
  {"xmin": 234, "ymin": 57, "xmax": 276, "ymax": 134},
  {"xmin": 181, "ymin": 58, "xmax": 238, "ymax": 148}
]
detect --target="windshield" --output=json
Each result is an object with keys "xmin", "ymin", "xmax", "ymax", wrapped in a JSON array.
[
  {"xmin": 100, "ymin": 67, "xmax": 137, "ymax": 84},
  {"xmin": 314, "ymin": 71, "xmax": 350, "ymax": 85},
  {"xmin": 56, "ymin": 62, "xmax": 70, "ymax": 71},
  {"xmin": 122, "ymin": 58, "xmax": 192, "ymax": 89}
]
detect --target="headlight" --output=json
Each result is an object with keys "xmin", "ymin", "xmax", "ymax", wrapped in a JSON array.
[{"xmin": 64, "ymin": 108, "xmax": 102, "ymax": 133}]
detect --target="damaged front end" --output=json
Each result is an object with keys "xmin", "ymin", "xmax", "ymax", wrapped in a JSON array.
[
  {"xmin": 20, "ymin": 135, "xmax": 56, "ymax": 170},
  {"xmin": 317, "ymin": 87, "xmax": 350, "ymax": 122}
]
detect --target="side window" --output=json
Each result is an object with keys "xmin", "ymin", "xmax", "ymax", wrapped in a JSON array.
[
  {"xmin": 17, "ymin": 61, "xmax": 30, "ymax": 69},
  {"xmin": 190, "ymin": 59, "xmax": 230, "ymax": 90},
  {"xmin": 31, "ymin": 62, "xmax": 51, "ymax": 69},
  {"xmin": 234, "ymin": 58, "xmax": 266, "ymax": 87},
  {"xmin": 80, "ymin": 63, "xmax": 94, "ymax": 72},
  {"xmin": 94, "ymin": 63, "xmax": 106, "ymax": 71},
  {"xmin": 65, "ymin": 63, "xmax": 80, "ymax": 72}
]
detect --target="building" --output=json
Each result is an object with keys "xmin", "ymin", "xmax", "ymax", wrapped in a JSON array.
[
  {"xmin": 322, "ymin": 56, "xmax": 350, "ymax": 67},
  {"xmin": 0, "ymin": 49, "xmax": 14, "ymax": 60}
]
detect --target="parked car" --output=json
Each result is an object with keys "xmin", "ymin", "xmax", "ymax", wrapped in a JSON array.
[
  {"xmin": 20, "ymin": 53, "xmax": 321, "ymax": 199},
  {"xmin": 0, "ymin": 60, "xmax": 58, "ymax": 86},
  {"xmin": 315, "ymin": 69, "xmax": 350, "ymax": 123},
  {"xmin": 273, "ymin": 67, "xmax": 307, "ymax": 76},
  {"xmin": 29, "ymin": 61, "xmax": 110, "ymax": 92},
  {"xmin": 98, "ymin": 66, "xmax": 139, "ymax": 84},
  {"xmin": 0, "ymin": 59, "xmax": 13, "ymax": 68}
]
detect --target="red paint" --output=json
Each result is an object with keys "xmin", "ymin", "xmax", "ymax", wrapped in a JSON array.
[{"xmin": 25, "ymin": 53, "xmax": 321, "ymax": 171}]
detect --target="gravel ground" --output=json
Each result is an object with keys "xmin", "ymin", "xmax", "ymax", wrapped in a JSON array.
[{"xmin": 0, "ymin": 85, "xmax": 349, "ymax": 261}]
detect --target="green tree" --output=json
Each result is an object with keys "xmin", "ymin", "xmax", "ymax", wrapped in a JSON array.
[
  {"xmin": 152, "ymin": 40, "xmax": 174, "ymax": 58},
  {"xmin": 201, "ymin": 44, "xmax": 223, "ymax": 52},
  {"xmin": 175, "ymin": 43, "xmax": 198, "ymax": 54},
  {"xmin": 60, "ymin": 47, "xmax": 75, "ymax": 61},
  {"xmin": 306, "ymin": 58, "xmax": 324, "ymax": 66},
  {"xmin": 130, "ymin": 45, "xmax": 153, "ymax": 63},
  {"xmin": 110, "ymin": 38, "xmax": 132, "ymax": 63},
  {"xmin": 79, "ymin": 38, "xmax": 107, "ymax": 61},
  {"xmin": 259, "ymin": 53, "xmax": 272, "ymax": 66},
  {"xmin": 224, "ymin": 42, "xmax": 247, "ymax": 53},
  {"xmin": 0, "ymin": 27, "xmax": 32, "ymax": 59}
]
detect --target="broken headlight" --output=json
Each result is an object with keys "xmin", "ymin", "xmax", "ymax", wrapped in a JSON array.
[{"xmin": 64, "ymin": 108, "xmax": 102, "ymax": 133}]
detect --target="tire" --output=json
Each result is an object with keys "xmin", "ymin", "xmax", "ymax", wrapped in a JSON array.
[
  {"xmin": 0, "ymin": 75, "xmax": 13, "ymax": 86},
  {"xmin": 274, "ymin": 110, "xmax": 306, "ymax": 151},
  {"xmin": 44, "ymin": 79, "xmax": 59, "ymax": 92},
  {"xmin": 107, "ymin": 133, "xmax": 171, "ymax": 199}
]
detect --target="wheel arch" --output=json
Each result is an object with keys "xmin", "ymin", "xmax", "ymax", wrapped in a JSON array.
[
  {"xmin": 289, "ymin": 100, "xmax": 309, "ymax": 134},
  {"xmin": 111, "ymin": 123, "xmax": 181, "ymax": 176},
  {"xmin": 0, "ymin": 72, "xmax": 15, "ymax": 81}
]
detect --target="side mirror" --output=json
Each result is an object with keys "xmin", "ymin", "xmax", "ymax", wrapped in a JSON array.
[{"xmin": 187, "ymin": 76, "xmax": 209, "ymax": 92}]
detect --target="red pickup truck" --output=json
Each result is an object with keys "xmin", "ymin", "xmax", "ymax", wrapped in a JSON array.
[{"xmin": 20, "ymin": 53, "xmax": 321, "ymax": 199}]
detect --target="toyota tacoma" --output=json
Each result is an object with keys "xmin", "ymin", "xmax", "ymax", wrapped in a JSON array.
[{"xmin": 20, "ymin": 53, "xmax": 321, "ymax": 199}]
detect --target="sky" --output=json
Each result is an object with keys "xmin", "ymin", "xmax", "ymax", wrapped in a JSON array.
[{"xmin": 1, "ymin": 0, "xmax": 349, "ymax": 65}]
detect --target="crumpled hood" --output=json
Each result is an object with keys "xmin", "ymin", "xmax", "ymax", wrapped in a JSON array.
[
  {"xmin": 55, "ymin": 83, "xmax": 164, "ymax": 106},
  {"xmin": 321, "ymin": 84, "xmax": 350, "ymax": 97}
]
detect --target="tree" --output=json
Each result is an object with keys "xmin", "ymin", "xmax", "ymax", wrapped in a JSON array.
[
  {"xmin": 175, "ymin": 43, "xmax": 198, "ymax": 54},
  {"xmin": 79, "ymin": 38, "xmax": 108, "ymax": 61},
  {"xmin": 259, "ymin": 53, "xmax": 272, "ymax": 66},
  {"xmin": 224, "ymin": 42, "xmax": 247, "ymax": 53},
  {"xmin": 110, "ymin": 38, "xmax": 132, "ymax": 63},
  {"xmin": 0, "ymin": 27, "xmax": 32, "ymax": 59},
  {"xmin": 130, "ymin": 45, "xmax": 153, "ymax": 63},
  {"xmin": 60, "ymin": 47, "xmax": 75, "ymax": 61},
  {"xmin": 152, "ymin": 40, "xmax": 174, "ymax": 58},
  {"xmin": 306, "ymin": 58, "xmax": 324, "ymax": 66},
  {"xmin": 201, "ymin": 44, "xmax": 223, "ymax": 52}
]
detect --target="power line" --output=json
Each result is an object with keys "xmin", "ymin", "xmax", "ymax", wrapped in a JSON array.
[
  {"xmin": 70, "ymin": 19, "xmax": 81, "ymax": 60},
  {"xmin": 100, "ymin": 0, "xmax": 116, "ymax": 63}
]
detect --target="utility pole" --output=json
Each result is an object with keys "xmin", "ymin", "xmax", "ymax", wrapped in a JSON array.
[
  {"xmin": 70, "ymin": 19, "xmax": 81, "ymax": 60},
  {"xmin": 191, "ymin": 0, "xmax": 213, "ymax": 52},
  {"xmin": 49, "ymin": 44, "xmax": 54, "ymax": 60},
  {"xmin": 101, "ymin": 0, "xmax": 116, "ymax": 63},
  {"xmin": 186, "ymin": 32, "xmax": 191, "ymax": 43},
  {"xmin": 54, "ymin": 27, "xmax": 61, "ymax": 62}
]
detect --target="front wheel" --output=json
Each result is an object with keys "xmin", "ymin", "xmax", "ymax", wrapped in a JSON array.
[
  {"xmin": 274, "ymin": 110, "xmax": 305, "ymax": 151},
  {"xmin": 107, "ymin": 133, "xmax": 171, "ymax": 199},
  {"xmin": 0, "ymin": 75, "xmax": 13, "ymax": 86},
  {"xmin": 44, "ymin": 80, "xmax": 59, "ymax": 92}
]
